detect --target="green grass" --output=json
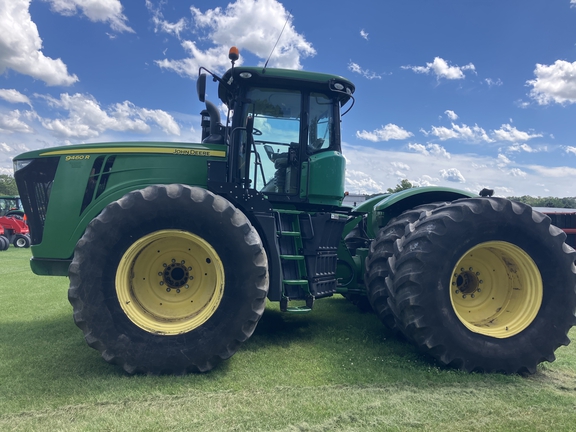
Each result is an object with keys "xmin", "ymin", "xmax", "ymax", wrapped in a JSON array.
[{"xmin": 1, "ymin": 247, "xmax": 576, "ymax": 431}]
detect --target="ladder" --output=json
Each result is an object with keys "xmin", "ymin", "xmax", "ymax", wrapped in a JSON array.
[{"xmin": 275, "ymin": 210, "xmax": 314, "ymax": 313}]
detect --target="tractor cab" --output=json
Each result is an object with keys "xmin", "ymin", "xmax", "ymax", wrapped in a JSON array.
[{"xmin": 197, "ymin": 48, "xmax": 355, "ymax": 207}]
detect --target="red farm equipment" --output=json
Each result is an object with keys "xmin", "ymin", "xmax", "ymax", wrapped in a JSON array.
[{"xmin": 0, "ymin": 215, "xmax": 30, "ymax": 249}]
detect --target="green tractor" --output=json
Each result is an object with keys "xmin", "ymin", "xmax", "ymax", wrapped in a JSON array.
[{"xmin": 14, "ymin": 48, "xmax": 576, "ymax": 375}]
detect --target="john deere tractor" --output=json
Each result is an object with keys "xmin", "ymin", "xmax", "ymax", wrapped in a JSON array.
[{"xmin": 14, "ymin": 48, "xmax": 576, "ymax": 375}]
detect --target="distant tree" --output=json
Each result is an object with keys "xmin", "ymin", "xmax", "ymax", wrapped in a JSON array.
[
  {"xmin": 508, "ymin": 195, "xmax": 576, "ymax": 209},
  {"xmin": 0, "ymin": 175, "xmax": 18, "ymax": 195},
  {"xmin": 387, "ymin": 179, "xmax": 415, "ymax": 194}
]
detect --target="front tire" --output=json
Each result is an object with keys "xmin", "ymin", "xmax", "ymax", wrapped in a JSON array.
[
  {"xmin": 68, "ymin": 184, "xmax": 269, "ymax": 374},
  {"xmin": 386, "ymin": 198, "xmax": 576, "ymax": 373},
  {"xmin": 13, "ymin": 234, "xmax": 30, "ymax": 248}
]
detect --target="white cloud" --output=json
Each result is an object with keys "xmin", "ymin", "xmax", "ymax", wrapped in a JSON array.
[
  {"xmin": 360, "ymin": 29, "xmax": 369, "ymax": 40},
  {"xmin": 407, "ymin": 142, "xmax": 450, "ymax": 159},
  {"xmin": 391, "ymin": 161, "xmax": 410, "ymax": 171},
  {"xmin": 497, "ymin": 154, "xmax": 511, "ymax": 165},
  {"xmin": 0, "ymin": 89, "xmax": 31, "ymax": 106},
  {"xmin": 412, "ymin": 175, "xmax": 439, "ymax": 187},
  {"xmin": 402, "ymin": 57, "xmax": 475, "ymax": 80},
  {"xmin": 0, "ymin": 0, "xmax": 78, "ymax": 86},
  {"xmin": 440, "ymin": 168, "xmax": 465, "ymax": 183},
  {"xmin": 444, "ymin": 110, "xmax": 458, "ymax": 120},
  {"xmin": 504, "ymin": 143, "xmax": 546, "ymax": 153},
  {"xmin": 39, "ymin": 93, "xmax": 180, "ymax": 138},
  {"xmin": 527, "ymin": 60, "xmax": 576, "ymax": 105},
  {"xmin": 0, "ymin": 110, "xmax": 34, "ymax": 134},
  {"xmin": 342, "ymin": 142, "xmax": 576, "ymax": 197},
  {"xmin": 407, "ymin": 143, "xmax": 427, "ymax": 155},
  {"xmin": 356, "ymin": 123, "xmax": 413, "ymax": 142},
  {"xmin": 146, "ymin": 0, "xmax": 186, "ymax": 39},
  {"xmin": 572, "ymin": 0, "xmax": 576, "ymax": 8},
  {"xmin": 485, "ymin": 78, "xmax": 503, "ymax": 87},
  {"xmin": 492, "ymin": 123, "xmax": 542, "ymax": 142},
  {"xmin": 348, "ymin": 62, "xmax": 381, "ymax": 80},
  {"xmin": 44, "ymin": 0, "xmax": 134, "ymax": 33},
  {"xmin": 564, "ymin": 146, "xmax": 576, "ymax": 155},
  {"xmin": 509, "ymin": 168, "xmax": 527, "ymax": 178},
  {"xmin": 423, "ymin": 123, "xmax": 492, "ymax": 143},
  {"xmin": 345, "ymin": 169, "xmax": 386, "ymax": 194},
  {"xmin": 157, "ymin": 0, "xmax": 315, "ymax": 78}
]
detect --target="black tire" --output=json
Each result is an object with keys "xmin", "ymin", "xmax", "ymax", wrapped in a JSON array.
[
  {"xmin": 386, "ymin": 197, "xmax": 576, "ymax": 373},
  {"xmin": 365, "ymin": 203, "xmax": 447, "ymax": 333},
  {"xmin": 13, "ymin": 234, "xmax": 30, "ymax": 248},
  {"xmin": 0, "ymin": 236, "xmax": 8, "ymax": 251},
  {"xmin": 68, "ymin": 184, "xmax": 269, "ymax": 374}
]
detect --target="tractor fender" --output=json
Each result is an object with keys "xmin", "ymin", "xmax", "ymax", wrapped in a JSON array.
[{"xmin": 367, "ymin": 187, "xmax": 476, "ymax": 238}]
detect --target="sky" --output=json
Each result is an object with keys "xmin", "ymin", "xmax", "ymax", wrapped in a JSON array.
[{"xmin": 1, "ymin": 0, "xmax": 576, "ymax": 197}]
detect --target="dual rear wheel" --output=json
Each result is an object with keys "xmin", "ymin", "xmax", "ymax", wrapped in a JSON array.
[{"xmin": 367, "ymin": 198, "xmax": 576, "ymax": 373}]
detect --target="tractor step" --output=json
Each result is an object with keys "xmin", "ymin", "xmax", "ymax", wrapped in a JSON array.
[
  {"xmin": 280, "ymin": 295, "xmax": 314, "ymax": 313},
  {"xmin": 284, "ymin": 306, "xmax": 312, "ymax": 313},
  {"xmin": 280, "ymin": 254, "xmax": 305, "ymax": 261},
  {"xmin": 283, "ymin": 279, "xmax": 309, "ymax": 285}
]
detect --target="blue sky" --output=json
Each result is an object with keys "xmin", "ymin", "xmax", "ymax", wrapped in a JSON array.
[{"xmin": 1, "ymin": 0, "xmax": 576, "ymax": 197}]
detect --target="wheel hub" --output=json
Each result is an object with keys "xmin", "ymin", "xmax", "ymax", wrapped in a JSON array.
[
  {"xmin": 453, "ymin": 267, "xmax": 483, "ymax": 299},
  {"xmin": 162, "ymin": 260, "xmax": 191, "ymax": 290}
]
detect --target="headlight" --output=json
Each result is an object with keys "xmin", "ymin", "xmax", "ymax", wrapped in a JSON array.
[{"xmin": 13, "ymin": 159, "xmax": 33, "ymax": 172}]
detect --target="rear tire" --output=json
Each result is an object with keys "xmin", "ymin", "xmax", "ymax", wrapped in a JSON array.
[
  {"xmin": 68, "ymin": 184, "xmax": 269, "ymax": 374},
  {"xmin": 0, "ymin": 236, "xmax": 8, "ymax": 251},
  {"xmin": 386, "ymin": 198, "xmax": 576, "ymax": 373},
  {"xmin": 365, "ymin": 203, "xmax": 447, "ymax": 333}
]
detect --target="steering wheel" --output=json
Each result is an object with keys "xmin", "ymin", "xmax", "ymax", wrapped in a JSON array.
[{"xmin": 252, "ymin": 128, "xmax": 262, "ymax": 136}]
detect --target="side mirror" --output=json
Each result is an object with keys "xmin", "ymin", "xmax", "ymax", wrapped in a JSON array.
[{"xmin": 197, "ymin": 73, "xmax": 207, "ymax": 102}]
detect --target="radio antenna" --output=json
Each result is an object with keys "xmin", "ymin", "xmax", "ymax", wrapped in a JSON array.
[{"xmin": 263, "ymin": 9, "xmax": 292, "ymax": 70}]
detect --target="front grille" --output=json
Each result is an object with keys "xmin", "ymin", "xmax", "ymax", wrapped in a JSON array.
[
  {"xmin": 80, "ymin": 155, "xmax": 116, "ymax": 214},
  {"xmin": 14, "ymin": 157, "xmax": 59, "ymax": 245}
]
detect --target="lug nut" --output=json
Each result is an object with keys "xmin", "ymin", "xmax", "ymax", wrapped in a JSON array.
[
  {"xmin": 176, "ymin": 289, "xmax": 181, "ymax": 293},
  {"xmin": 159, "ymin": 281, "xmax": 164, "ymax": 286},
  {"xmin": 471, "ymin": 294, "xmax": 475, "ymax": 298},
  {"xmin": 455, "ymin": 290, "xmax": 460, "ymax": 294},
  {"xmin": 166, "ymin": 288, "xmax": 171, "ymax": 292},
  {"xmin": 185, "ymin": 284, "xmax": 189, "ymax": 288},
  {"xmin": 462, "ymin": 295, "xmax": 467, "ymax": 299},
  {"xmin": 469, "ymin": 267, "xmax": 473, "ymax": 271}
]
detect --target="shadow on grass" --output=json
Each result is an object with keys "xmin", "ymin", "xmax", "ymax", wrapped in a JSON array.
[{"xmin": 0, "ymin": 294, "xmax": 520, "ymax": 396}]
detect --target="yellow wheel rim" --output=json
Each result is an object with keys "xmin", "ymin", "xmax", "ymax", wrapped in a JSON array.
[
  {"xmin": 450, "ymin": 241, "xmax": 542, "ymax": 338},
  {"xmin": 116, "ymin": 230, "xmax": 225, "ymax": 335}
]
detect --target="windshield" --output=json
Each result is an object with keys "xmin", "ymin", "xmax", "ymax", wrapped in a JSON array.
[
  {"xmin": 0, "ymin": 198, "xmax": 22, "ymax": 216},
  {"xmin": 240, "ymin": 87, "xmax": 337, "ymax": 193}
]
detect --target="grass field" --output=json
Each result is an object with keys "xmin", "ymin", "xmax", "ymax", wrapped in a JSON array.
[{"xmin": 1, "ymin": 246, "xmax": 576, "ymax": 431}]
